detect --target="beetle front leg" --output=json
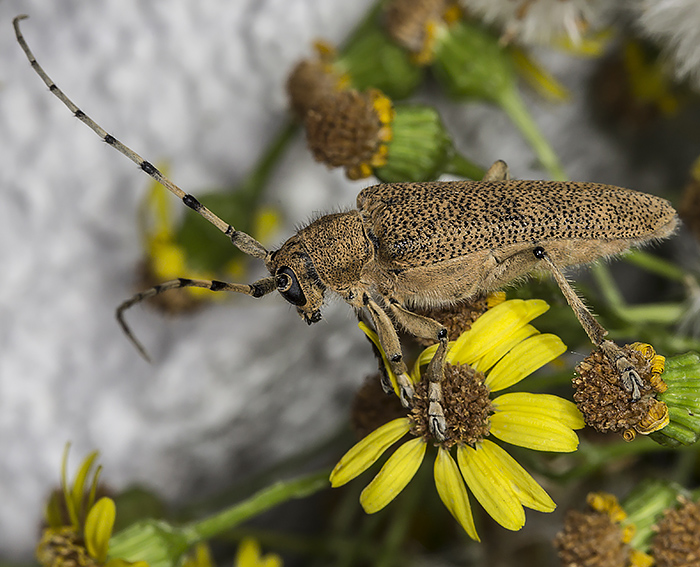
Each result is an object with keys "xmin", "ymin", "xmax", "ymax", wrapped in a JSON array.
[
  {"xmin": 363, "ymin": 295, "xmax": 415, "ymax": 407},
  {"xmin": 388, "ymin": 302, "xmax": 449, "ymax": 441},
  {"xmin": 534, "ymin": 246, "xmax": 644, "ymax": 399}
]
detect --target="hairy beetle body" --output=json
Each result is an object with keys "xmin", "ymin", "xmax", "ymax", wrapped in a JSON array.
[{"xmin": 353, "ymin": 180, "xmax": 677, "ymax": 310}]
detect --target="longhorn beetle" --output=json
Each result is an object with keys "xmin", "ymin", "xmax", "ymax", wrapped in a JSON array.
[{"xmin": 15, "ymin": 15, "xmax": 679, "ymax": 441}]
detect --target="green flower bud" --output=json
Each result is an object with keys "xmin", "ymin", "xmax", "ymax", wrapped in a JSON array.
[
  {"xmin": 621, "ymin": 479, "xmax": 681, "ymax": 552},
  {"xmin": 373, "ymin": 104, "xmax": 452, "ymax": 183},
  {"xmin": 649, "ymin": 352, "xmax": 700, "ymax": 447}
]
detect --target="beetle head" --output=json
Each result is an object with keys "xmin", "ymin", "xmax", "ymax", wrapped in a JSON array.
[{"xmin": 267, "ymin": 236, "xmax": 325, "ymax": 325}]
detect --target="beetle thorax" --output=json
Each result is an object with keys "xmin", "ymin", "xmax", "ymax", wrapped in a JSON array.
[{"xmin": 298, "ymin": 211, "xmax": 372, "ymax": 292}]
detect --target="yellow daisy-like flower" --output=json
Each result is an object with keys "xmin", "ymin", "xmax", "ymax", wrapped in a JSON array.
[
  {"xmin": 331, "ymin": 299, "xmax": 584, "ymax": 540},
  {"xmin": 38, "ymin": 444, "xmax": 147, "ymax": 567}
]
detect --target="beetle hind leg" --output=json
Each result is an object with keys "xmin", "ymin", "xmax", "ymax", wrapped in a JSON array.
[{"xmin": 534, "ymin": 246, "xmax": 644, "ymax": 399}]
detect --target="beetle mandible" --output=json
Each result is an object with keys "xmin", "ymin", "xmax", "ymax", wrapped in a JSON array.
[{"xmin": 14, "ymin": 16, "xmax": 679, "ymax": 441}]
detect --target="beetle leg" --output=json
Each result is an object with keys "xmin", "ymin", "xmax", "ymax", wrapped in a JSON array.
[
  {"xmin": 388, "ymin": 302, "xmax": 449, "ymax": 441},
  {"xmin": 363, "ymin": 295, "xmax": 415, "ymax": 407},
  {"xmin": 534, "ymin": 246, "xmax": 644, "ymax": 400},
  {"xmin": 482, "ymin": 160, "xmax": 511, "ymax": 182}
]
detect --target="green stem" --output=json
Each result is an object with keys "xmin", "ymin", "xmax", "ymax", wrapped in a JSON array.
[
  {"xmin": 444, "ymin": 152, "xmax": 486, "ymax": 180},
  {"xmin": 236, "ymin": 120, "xmax": 299, "ymax": 203},
  {"xmin": 591, "ymin": 263, "xmax": 685, "ymax": 325},
  {"xmin": 624, "ymin": 249, "xmax": 688, "ymax": 283},
  {"xmin": 545, "ymin": 437, "xmax": 694, "ymax": 482},
  {"xmin": 181, "ymin": 469, "xmax": 330, "ymax": 545},
  {"xmin": 496, "ymin": 86, "xmax": 566, "ymax": 181}
]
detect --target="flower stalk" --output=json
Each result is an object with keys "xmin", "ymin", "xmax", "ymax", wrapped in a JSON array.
[{"xmin": 109, "ymin": 471, "xmax": 329, "ymax": 567}]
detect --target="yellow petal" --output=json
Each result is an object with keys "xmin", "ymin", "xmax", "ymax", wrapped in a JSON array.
[
  {"xmin": 358, "ymin": 322, "xmax": 399, "ymax": 396},
  {"xmin": 105, "ymin": 561, "xmax": 149, "ymax": 567},
  {"xmin": 330, "ymin": 418, "xmax": 411, "ymax": 487},
  {"xmin": 485, "ymin": 334, "xmax": 566, "ymax": 391},
  {"xmin": 84, "ymin": 497, "xmax": 116, "ymax": 563},
  {"xmin": 182, "ymin": 543, "xmax": 214, "ymax": 567},
  {"xmin": 360, "ymin": 437, "xmax": 426, "ymax": 514},
  {"xmin": 434, "ymin": 447, "xmax": 479, "ymax": 541},
  {"xmin": 456, "ymin": 444, "xmax": 525, "ymax": 531},
  {"xmin": 489, "ymin": 397, "xmax": 581, "ymax": 453},
  {"xmin": 68, "ymin": 449, "xmax": 100, "ymax": 529},
  {"xmin": 259, "ymin": 556, "xmax": 283, "ymax": 567},
  {"xmin": 479, "ymin": 440, "xmax": 555, "ymax": 512},
  {"xmin": 235, "ymin": 538, "xmax": 261, "ymax": 567},
  {"xmin": 448, "ymin": 300, "xmax": 549, "ymax": 366},
  {"xmin": 492, "ymin": 393, "xmax": 584, "ymax": 430},
  {"xmin": 511, "ymin": 47, "xmax": 571, "ymax": 103},
  {"xmin": 472, "ymin": 325, "xmax": 539, "ymax": 373}
]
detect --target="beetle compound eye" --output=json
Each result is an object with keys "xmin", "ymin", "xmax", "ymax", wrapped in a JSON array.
[{"xmin": 276, "ymin": 266, "xmax": 306, "ymax": 306}]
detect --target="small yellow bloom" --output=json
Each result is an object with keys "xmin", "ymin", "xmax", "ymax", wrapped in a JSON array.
[
  {"xmin": 235, "ymin": 538, "xmax": 282, "ymax": 567},
  {"xmin": 332, "ymin": 299, "xmax": 583, "ymax": 540},
  {"xmin": 38, "ymin": 445, "xmax": 147, "ymax": 567}
]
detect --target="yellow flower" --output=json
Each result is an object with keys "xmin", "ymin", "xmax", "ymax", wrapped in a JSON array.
[
  {"xmin": 38, "ymin": 444, "xmax": 147, "ymax": 567},
  {"xmin": 234, "ymin": 538, "xmax": 282, "ymax": 567},
  {"xmin": 331, "ymin": 299, "xmax": 584, "ymax": 540}
]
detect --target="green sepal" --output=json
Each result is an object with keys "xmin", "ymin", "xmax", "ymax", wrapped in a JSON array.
[
  {"xmin": 373, "ymin": 104, "xmax": 453, "ymax": 183},
  {"xmin": 431, "ymin": 20, "xmax": 514, "ymax": 103},
  {"xmin": 109, "ymin": 519, "xmax": 190, "ymax": 567},
  {"xmin": 339, "ymin": 26, "xmax": 424, "ymax": 100},
  {"xmin": 622, "ymin": 479, "xmax": 681, "ymax": 552},
  {"xmin": 650, "ymin": 351, "xmax": 700, "ymax": 446}
]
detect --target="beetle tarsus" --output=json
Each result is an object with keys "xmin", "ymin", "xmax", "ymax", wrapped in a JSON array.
[{"xmin": 396, "ymin": 373, "xmax": 415, "ymax": 407}]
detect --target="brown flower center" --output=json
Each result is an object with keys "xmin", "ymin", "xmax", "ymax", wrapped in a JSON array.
[
  {"xmin": 36, "ymin": 527, "xmax": 97, "ymax": 567},
  {"xmin": 573, "ymin": 345, "xmax": 667, "ymax": 440},
  {"xmin": 409, "ymin": 363, "xmax": 492, "ymax": 448},
  {"xmin": 554, "ymin": 509, "xmax": 629, "ymax": 567},
  {"xmin": 651, "ymin": 498, "xmax": 700, "ymax": 567}
]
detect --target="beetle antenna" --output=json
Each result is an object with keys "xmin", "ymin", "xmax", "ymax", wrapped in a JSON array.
[
  {"xmin": 13, "ymin": 15, "xmax": 269, "ymax": 261},
  {"xmin": 116, "ymin": 276, "xmax": 278, "ymax": 360}
]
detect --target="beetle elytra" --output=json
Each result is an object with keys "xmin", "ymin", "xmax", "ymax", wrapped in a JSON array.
[{"xmin": 14, "ymin": 15, "xmax": 679, "ymax": 441}]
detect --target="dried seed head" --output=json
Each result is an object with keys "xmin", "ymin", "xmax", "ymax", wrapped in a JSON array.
[
  {"xmin": 554, "ymin": 509, "xmax": 630, "ymax": 567},
  {"xmin": 286, "ymin": 43, "xmax": 349, "ymax": 120},
  {"xmin": 573, "ymin": 344, "xmax": 668, "ymax": 440},
  {"xmin": 36, "ymin": 527, "xmax": 97, "ymax": 567},
  {"xmin": 409, "ymin": 363, "xmax": 493, "ymax": 448},
  {"xmin": 651, "ymin": 498, "xmax": 700, "ymax": 567},
  {"xmin": 413, "ymin": 292, "xmax": 505, "ymax": 347},
  {"xmin": 384, "ymin": 0, "xmax": 453, "ymax": 64},
  {"xmin": 304, "ymin": 88, "xmax": 393, "ymax": 180},
  {"xmin": 351, "ymin": 373, "xmax": 408, "ymax": 439}
]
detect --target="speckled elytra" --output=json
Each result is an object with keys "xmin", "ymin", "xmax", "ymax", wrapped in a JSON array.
[{"xmin": 15, "ymin": 15, "xmax": 679, "ymax": 441}]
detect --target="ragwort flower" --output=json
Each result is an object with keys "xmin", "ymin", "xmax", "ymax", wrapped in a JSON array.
[
  {"xmin": 331, "ymin": 299, "xmax": 583, "ymax": 540},
  {"xmin": 555, "ymin": 492, "xmax": 655, "ymax": 567},
  {"xmin": 574, "ymin": 342, "xmax": 669, "ymax": 441},
  {"xmin": 38, "ymin": 444, "xmax": 146, "ymax": 567}
]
